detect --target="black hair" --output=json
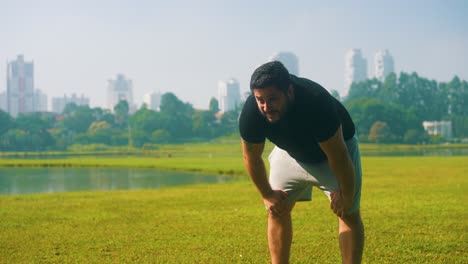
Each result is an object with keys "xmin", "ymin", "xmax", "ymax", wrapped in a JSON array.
[{"xmin": 250, "ymin": 61, "xmax": 290, "ymax": 93}]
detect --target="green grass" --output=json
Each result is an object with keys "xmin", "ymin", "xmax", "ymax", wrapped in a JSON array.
[
  {"xmin": 1, "ymin": 140, "xmax": 466, "ymax": 175},
  {"xmin": 1, "ymin": 156, "xmax": 467, "ymax": 263},
  {"xmin": 0, "ymin": 140, "xmax": 466, "ymax": 159},
  {"xmin": 0, "ymin": 141, "xmax": 261, "ymax": 175},
  {"xmin": 0, "ymin": 157, "xmax": 246, "ymax": 176}
]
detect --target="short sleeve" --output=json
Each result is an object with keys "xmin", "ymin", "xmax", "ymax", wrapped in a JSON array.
[
  {"xmin": 239, "ymin": 96, "xmax": 266, "ymax": 143},
  {"xmin": 312, "ymin": 93, "xmax": 341, "ymax": 142}
]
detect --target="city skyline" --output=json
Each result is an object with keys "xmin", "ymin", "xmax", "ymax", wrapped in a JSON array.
[{"xmin": 0, "ymin": 1, "xmax": 467, "ymax": 110}]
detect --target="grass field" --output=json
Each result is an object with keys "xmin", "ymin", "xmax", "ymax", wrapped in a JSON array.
[
  {"xmin": 0, "ymin": 156, "xmax": 467, "ymax": 263},
  {"xmin": 0, "ymin": 140, "xmax": 466, "ymax": 159}
]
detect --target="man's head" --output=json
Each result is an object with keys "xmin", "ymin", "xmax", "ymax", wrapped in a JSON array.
[{"xmin": 250, "ymin": 61, "xmax": 294, "ymax": 123}]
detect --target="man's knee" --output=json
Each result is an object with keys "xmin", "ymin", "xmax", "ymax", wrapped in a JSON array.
[
  {"xmin": 339, "ymin": 210, "xmax": 363, "ymax": 231},
  {"xmin": 268, "ymin": 203, "xmax": 295, "ymax": 221}
]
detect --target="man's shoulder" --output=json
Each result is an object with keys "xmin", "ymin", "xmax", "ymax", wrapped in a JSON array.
[
  {"xmin": 291, "ymin": 75, "xmax": 329, "ymax": 98},
  {"xmin": 239, "ymin": 94, "xmax": 267, "ymax": 143},
  {"xmin": 240, "ymin": 94, "xmax": 262, "ymax": 122},
  {"xmin": 291, "ymin": 75, "xmax": 325, "ymax": 89},
  {"xmin": 242, "ymin": 94, "xmax": 257, "ymax": 112}
]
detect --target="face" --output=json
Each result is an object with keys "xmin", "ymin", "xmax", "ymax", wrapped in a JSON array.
[{"xmin": 253, "ymin": 85, "xmax": 293, "ymax": 123}]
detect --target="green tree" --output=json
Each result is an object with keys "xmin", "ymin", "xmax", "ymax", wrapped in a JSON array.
[
  {"xmin": 192, "ymin": 110, "xmax": 218, "ymax": 139},
  {"xmin": 87, "ymin": 121, "xmax": 113, "ymax": 144},
  {"xmin": 59, "ymin": 105, "xmax": 94, "ymax": 134},
  {"xmin": 13, "ymin": 113, "xmax": 55, "ymax": 151},
  {"xmin": 0, "ymin": 110, "xmax": 13, "ymax": 136},
  {"xmin": 91, "ymin": 107, "xmax": 114, "ymax": 125},
  {"xmin": 220, "ymin": 110, "xmax": 239, "ymax": 135},
  {"xmin": 346, "ymin": 97, "xmax": 422, "ymax": 142},
  {"xmin": 130, "ymin": 107, "xmax": 162, "ymax": 136},
  {"xmin": 209, "ymin": 97, "xmax": 220, "ymax": 113},
  {"xmin": 345, "ymin": 98, "xmax": 388, "ymax": 139},
  {"xmin": 451, "ymin": 115, "xmax": 468, "ymax": 138},
  {"xmin": 62, "ymin": 102, "xmax": 79, "ymax": 115},
  {"xmin": 151, "ymin": 129, "xmax": 171, "ymax": 143},
  {"xmin": 403, "ymin": 129, "xmax": 427, "ymax": 144},
  {"xmin": 159, "ymin": 92, "xmax": 194, "ymax": 141},
  {"xmin": 377, "ymin": 72, "xmax": 398, "ymax": 103},
  {"xmin": 345, "ymin": 79, "xmax": 380, "ymax": 102},
  {"xmin": 160, "ymin": 93, "xmax": 192, "ymax": 116},
  {"xmin": 2, "ymin": 129, "xmax": 29, "ymax": 151},
  {"xmin": 446, "ymin": 76, "xmax": 467, "ymax": 116},
  {"xmin": 114, "ymin": 100, "xmax": 129, "ymax": 129}
]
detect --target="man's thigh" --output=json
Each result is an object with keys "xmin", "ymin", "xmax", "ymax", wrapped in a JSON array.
[
  {"xmin": 268, "ymin": 137, "xmax": 362, "ymax": 212},
  {"xmin": 268, "ymin": 146, "xmax": 320, "ymax": 204}
]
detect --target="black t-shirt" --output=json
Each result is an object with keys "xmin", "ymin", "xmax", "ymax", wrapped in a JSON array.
[{"xmin": 239, "ymin": 74, "xmax": 355, "ymax": 163}]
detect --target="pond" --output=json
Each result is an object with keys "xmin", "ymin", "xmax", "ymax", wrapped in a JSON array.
[{"xmin": 0, "ymin": 168, "xmax": 236, "ymax": 195}]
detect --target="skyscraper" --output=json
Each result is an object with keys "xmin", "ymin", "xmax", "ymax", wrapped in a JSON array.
[
  {"xmin": 34, "ymin": 89, "xmax": 48, "ymax": 112},
  {"xmin": 374, "ymin": 49, "xmax": 395, "ymax": 81},
  {"xmin": 107, "ymin": 74, "xmax": 134, "ymax": 112},
  {"xmin": 143, "ymin": 91, "xmax": 161, "ymax": 111},
  {"xmin": 344, "ymin": 49, "xmax": 368, "ymax": 96},
  {"xmin": 269, "ymin": 51, "xmax": 299, "ymax": 75},
  {"xmin": 52, "ymin": 94, "xmax": 90, "ymax": 113},
  {"xmin": 218, "ymin": 78, "xmax": 240, "ymax": 113},
  {"xmin": 7, "ymin": 55, "xmax": 35, "ymax": 117},
  {"xmin": 0, "ymin": 91, "xmax": 7, "ymax": 112}
]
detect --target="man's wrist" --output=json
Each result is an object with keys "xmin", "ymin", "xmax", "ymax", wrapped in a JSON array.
[{"xmin": 261, "ymin": 189, "xmax": 274, "ymax": 199}]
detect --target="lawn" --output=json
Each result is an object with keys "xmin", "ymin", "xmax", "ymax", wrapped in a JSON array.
[{"xmin": 0, "ymin": 156, "xmax": 466, "ymax": 263}]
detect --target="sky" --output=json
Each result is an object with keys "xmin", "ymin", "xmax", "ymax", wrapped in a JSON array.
[{"xmin": 1, "ymin": 0, "xmax": 467, "ymax": 110}]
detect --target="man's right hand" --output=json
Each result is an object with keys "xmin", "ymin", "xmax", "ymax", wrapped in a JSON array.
[{"xmin": 263, "ymin": 190, "xmax": 288, "ymax": 217}]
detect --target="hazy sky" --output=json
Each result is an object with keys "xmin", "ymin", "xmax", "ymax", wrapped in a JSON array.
[{"xmin": 1, "ymin": 0, "xmax": 467, "ymax": 110}]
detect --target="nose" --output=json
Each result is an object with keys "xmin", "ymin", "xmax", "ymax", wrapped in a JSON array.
[{"xmin": 263, "ymin": 101, "xmax": 271, "ymax": 112}]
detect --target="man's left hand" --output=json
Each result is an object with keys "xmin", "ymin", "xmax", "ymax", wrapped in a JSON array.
[{"xmin": 330, "ymin": 190, "xmax": 352, "ymax": 218}]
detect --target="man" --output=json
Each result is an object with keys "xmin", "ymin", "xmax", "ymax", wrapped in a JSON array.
[{"xmin": 239, "ymin": 61, "xmax": 364, "ymax": 264}]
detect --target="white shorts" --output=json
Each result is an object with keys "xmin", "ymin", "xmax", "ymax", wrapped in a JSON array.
[{"xmin": 268, "ymin": 136, "xmax": 362, "ymax": 213}]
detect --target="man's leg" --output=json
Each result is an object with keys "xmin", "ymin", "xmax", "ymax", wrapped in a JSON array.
[
  {"xmin": 338, "ymin": 210, "xmax": 364, "ymax": 264},
  {"xmin": 268, "ymin": 202, "xmax": 295, "ymax": 264}
]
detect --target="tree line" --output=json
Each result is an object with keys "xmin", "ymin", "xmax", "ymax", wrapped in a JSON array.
[
  {"xmin": 0, "ymin": 71, "xmax": 466, "ymax": 151},
  {"xmin": 0, "ymin": 93, "xmax": 239, "ymax": 151},
  {"xmin": 341, "ymin": 72, "xmax": 466, "ymax": 143}
]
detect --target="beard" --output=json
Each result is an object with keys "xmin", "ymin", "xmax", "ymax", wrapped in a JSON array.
[
  {"xmin": 263, "ymin": 111, "xmax": 281, "ymax": 123},
  {"xmin": 261, "ymin": 99, "xmax": 293, "ymax": 124}
]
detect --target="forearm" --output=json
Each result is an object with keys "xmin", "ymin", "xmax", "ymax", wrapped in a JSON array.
[
  {"xmin": 243, "ymin": 157, "xmax": 273, "ymax": 198},
  {"xmin": 329, "ymin": 152, "xmax": 356, "ymax": 199}
]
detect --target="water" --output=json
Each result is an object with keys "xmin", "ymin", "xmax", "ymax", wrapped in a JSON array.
[{"xmin": 0, "ymin": 168, "xmax": 236, "ymax": 195}]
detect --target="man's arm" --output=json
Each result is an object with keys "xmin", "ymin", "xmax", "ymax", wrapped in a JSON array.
[
  {"xmin": 241, "ymin": 139, "xmax": 273, "ymax": 198},
  {"xmin": 241, "ymin": 139, "xmax": 287, "ymax": 215},
  {"xmin": 319, "ymin": 125, "xmax": 356, "ymax": 216}
]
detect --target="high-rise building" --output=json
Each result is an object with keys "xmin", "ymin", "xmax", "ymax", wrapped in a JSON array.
[
  {"xmin": 218, "ymin": 78, "xmax": 240, "ymax": 113},
  {"xmin": 0, "ymin": 91, "xmax": 7, "ymax": 112},
  {"xmin": 52, "ymin": 93, "xmax": 90, "ymax": 113},
  {"xmin": 107, "ymin": 74, "xmax": 134, "ymax": 112},
  {"xmin": 7, "ymin": 55, "xmax": 35, "ymax": 117},
  {"xmin": 344, "ymin": 49, "xmax": 368, "ymax": 96},
  {"xmin": 143, "ymin": 92, "xmax": 161, "ymax": 111},
  {"xmin": 374, "ymin": 49, "xmax": 395, "ymax": 81},
  {"xmin": 269, "ymin": 51, "xmax": 299, "ymax": 75},
  {"xmin": 34, "ymin": 89, "xmax": 48, "ymax": 112}
]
